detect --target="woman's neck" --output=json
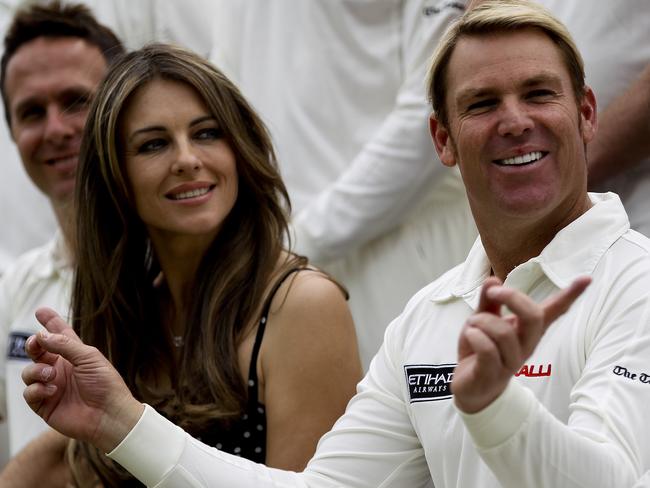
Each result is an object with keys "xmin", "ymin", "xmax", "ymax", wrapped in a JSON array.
[{"xmin": 150, "ymin": 232, "xmax": 213, "ymax": 332}]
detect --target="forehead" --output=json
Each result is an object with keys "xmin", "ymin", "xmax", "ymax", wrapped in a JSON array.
[
  {"xmin": 121, "ymin": 79, "xmax": 209, "ymax": 130},
  {"xmin": 446, "ymin": 28, "xmax": 571, "ymax": 103},
  {"xmin": 4, "ymin": 36, "xmax": 107, "ymax": 107}
]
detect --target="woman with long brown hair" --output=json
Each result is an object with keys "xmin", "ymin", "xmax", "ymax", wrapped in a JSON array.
[{"xmin": 64, "ymin": 43, "xmax": 361, "ymax": 486}]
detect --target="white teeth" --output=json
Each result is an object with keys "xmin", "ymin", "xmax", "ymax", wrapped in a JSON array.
[
  {"xmin": 498, "ymin": 151, "xmax": 543, "ymax": 166},
  {"xmin": 170, "ymin": 187, "xmax": 211, "ymax": 200}
]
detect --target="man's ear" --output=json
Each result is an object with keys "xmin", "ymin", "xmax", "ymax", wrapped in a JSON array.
[
  {"xmin": 429, "ymin": 114, "xmax": 456, "ymax": 167},
  {"xmin": 579, "ymin": 86, "xmax": 598, "ymax": 144}
]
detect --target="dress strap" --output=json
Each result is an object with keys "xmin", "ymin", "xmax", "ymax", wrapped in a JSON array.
[{"xmin": 247, "ymin": 267, "xmax": 304, "ymax": 403}]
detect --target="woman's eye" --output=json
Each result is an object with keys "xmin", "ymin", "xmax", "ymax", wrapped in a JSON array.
[
  {"xmin": 137, "ymin": 138, "xmax": 167, "ymax": 153},
  {"xmin": 195, "ymin": 127, "xmax": 223, "ymax": 140}
]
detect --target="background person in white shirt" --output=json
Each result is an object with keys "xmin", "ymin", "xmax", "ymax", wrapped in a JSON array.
[
  {"xmin": 19, "ymin": 1, "xmax": 650, "ymax": 486},
  {"xmin": 210, "ymin": 0, "xmax": 478, "ymax": 368},
  {"xmin": 534, "ymin": 0, "xmax": 650, "ymax": 237},
  {"xmin": 0, "ymin": 0, "xmax": 124, "ymax": 472},
  {"xmin": 0, "ymin": 0, "xmax": 219, "ymax": 277}
]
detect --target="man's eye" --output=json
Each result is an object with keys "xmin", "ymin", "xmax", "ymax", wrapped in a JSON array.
[
  {"xmin": 65, "ymin": 95, "xmax": 91, "ymax": 112},
  {"xmin": 58, "ymin": 93, "xmax": 92, "ymax": 115},
  {"xmin": 467, "ymin": 99, "xmax": 496, "ymax": 112},
  {"xmin": 195, "ymin": 127, "xmax": 223, "ymax": 140},
  {"xmin": 137, "ymin": 138, "xmax": 167, "ymax": 153},
  {"xmin": 527, "ymin": 89, "xmax": 555, "ymax": 100},
  {"xmin": 17, "ymin": 105, "xmax": 44, "ymax": 122}
]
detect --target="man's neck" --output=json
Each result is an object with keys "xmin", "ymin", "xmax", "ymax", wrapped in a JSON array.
[
  {"xmin": 480, "ymin": 226, "xmax": 552, "ymax": 281},
  {"xmin": 476, "ymin": 194, "xmax": 593, "ymax": 281},
  {"xmin": 52, "ymin": 201, "xmax": 76, "ymax": 260}
]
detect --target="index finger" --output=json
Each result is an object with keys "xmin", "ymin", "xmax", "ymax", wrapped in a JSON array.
[
  {"xmin": 35, "ymin": 308, "xmax": 84, "ymax": 343},
  {"xmin": 540, "ymin": 276, "xmax": 591, "ymax": 327},
  {"xmin": 35, "ymin": 308, "xmax": 73, "ymax": 335},
  {"xmin": 477, "ymin": 276, "xmax": 504, "ymax": 315},
  {"xmin": 25, "ymin": 335, "xmax": 59, "ymax": 366}
]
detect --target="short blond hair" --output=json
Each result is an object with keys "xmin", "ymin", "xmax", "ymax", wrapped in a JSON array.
[{"xmin": 427, "ymin": 0, "xmax": 584, "ymax": 126}]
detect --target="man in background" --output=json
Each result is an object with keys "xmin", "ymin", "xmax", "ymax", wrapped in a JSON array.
[
  {"xmin": 0, "ymin": 1, "xmax": 123, "ymax": 474},
  {"xmin": 535, "ymin": 0, "xmax": 650, "ymax": 236}
]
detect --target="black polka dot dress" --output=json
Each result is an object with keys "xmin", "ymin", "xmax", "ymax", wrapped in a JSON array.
[{"xmin": 198, "ymin": 268, "xmax": 302, "ymax": 463}]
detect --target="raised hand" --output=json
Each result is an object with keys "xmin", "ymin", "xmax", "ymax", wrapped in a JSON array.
[
  {"xmin": 22, "ymin": 307, "xmax": 144, "ymax": 453},
  {"xmin": 452, "ymin": 276, "xmax": 591, "ymax": 413}
]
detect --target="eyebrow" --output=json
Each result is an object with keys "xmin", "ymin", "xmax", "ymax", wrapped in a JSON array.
[
  {"xmin": 128, "ymin": 115, "xmax": 216, "ymax": 142},
  {"xmin": 521, "ymin": 73, "xmax": 563, "ymax": 89},
  {"xmin": 13, "ymin": 86, "xmax": 94, "ymax": 117},
  {"xmin": 455, "ymin": 73, "xmax": 563, "ymax": 105}
]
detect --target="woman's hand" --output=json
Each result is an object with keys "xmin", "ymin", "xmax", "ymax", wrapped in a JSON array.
[{"xmin": 22, "ymin": 307, "xmax": 144, "ymax": 453}]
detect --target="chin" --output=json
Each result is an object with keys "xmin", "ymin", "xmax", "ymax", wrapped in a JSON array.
[
  {"xmin": 50, "ymin": 190, "xmax": 76, "ymax": 208},
  {"xmin": 176, "ymin": 220, "xmax": 224, "ymax": 238}
]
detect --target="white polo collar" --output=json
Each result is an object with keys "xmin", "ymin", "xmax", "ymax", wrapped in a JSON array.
[
  {"xmin": 430, "ymin": 193, "xmax": 629, "ymax": 307},
  {"xmin": 33, "ymin": 231, "xmax": 73, "ymax": 280}
]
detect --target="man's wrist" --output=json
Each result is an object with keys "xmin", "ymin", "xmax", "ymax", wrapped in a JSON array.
[
  {"xmin": 107, "ymin": 404, "xmax": 187, "ymax": 487},
  {"xmin": 97, "ymin": 396, "xmax": 145, "ymax": 453},
  {"xmin": 458, "ymin": 381, "xmax": 534, "ymax": 450}
]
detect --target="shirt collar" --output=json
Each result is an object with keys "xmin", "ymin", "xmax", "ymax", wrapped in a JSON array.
[
  {"xmin": 34, "ymin": 231, "xmax": 73, "ymax": 279},
  {"xmin": 430, "ymin": 192, "xmax": 629, "ymax": 306}
]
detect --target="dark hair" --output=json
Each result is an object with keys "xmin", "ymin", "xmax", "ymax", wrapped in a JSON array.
[
  {"xmin": 0, "ymin": 0, "xmax": 124, "ymax": 126},
  {"xmin": 71, "ymin": 43, "xmax": 305, "ymax": 486}
]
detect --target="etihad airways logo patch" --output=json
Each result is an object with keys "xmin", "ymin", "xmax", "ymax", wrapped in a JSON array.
[{"xmin": 404, "ymin": 364, "xmax": 455, "ymax": 403}]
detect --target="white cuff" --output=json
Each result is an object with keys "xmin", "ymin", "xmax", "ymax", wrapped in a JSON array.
[
  {"xmin": 458, "ymin": 380, "xmax": 535, "ymax": 450},
  {"xmin": 107, "ymin": 404, "xmax": 186, "ymax": 486}
]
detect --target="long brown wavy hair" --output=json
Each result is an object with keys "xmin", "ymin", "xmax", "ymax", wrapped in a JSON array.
[{"xmin": 70, "ymin": 43, "xmax": 304, "ymax": 486}]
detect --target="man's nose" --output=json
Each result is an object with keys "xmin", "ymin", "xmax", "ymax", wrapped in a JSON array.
[
  {"xmin": 497, "ymin": 100, "xmax": 534, "ymax": 137},
  {"xmin": 43, "ymin": 107, "xmax": 76, "ymax": 144}
]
